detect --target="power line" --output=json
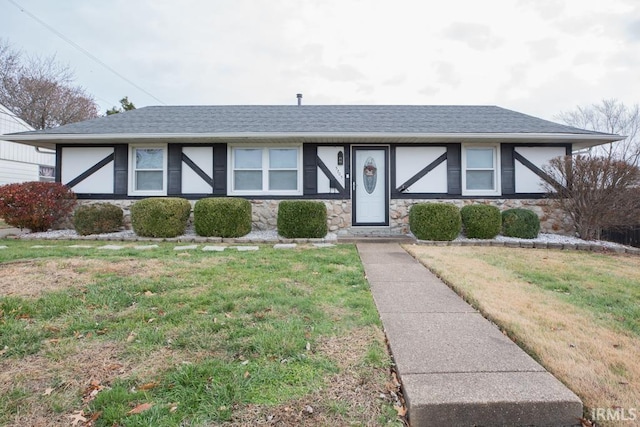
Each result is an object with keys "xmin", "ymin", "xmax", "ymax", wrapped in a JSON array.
[{"xmin": 7, "ymin": 0, "xmax": 166, "ymax": 105}]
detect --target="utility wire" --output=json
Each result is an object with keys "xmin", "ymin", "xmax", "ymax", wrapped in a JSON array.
[{"xmin": 7, "ymin": 0, "xmax": 166, "ymax": 105}]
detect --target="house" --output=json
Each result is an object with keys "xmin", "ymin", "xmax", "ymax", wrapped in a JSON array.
[
  {"xmin": 0, "ymin": 103, "xmax": 55, "ymax": 185},
  {"xmin": 4, "ymin": 104, "xmax": 621, "ymax": 234}
]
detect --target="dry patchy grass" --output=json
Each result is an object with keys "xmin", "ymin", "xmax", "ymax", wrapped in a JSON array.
[
  {"xmin": 0, "ymin": 258, "xmax": 168, "ymax": 298},
  {"xmin": 405, "ymin": 245, "xmax": 640, "ymax": 426},
  {"xmin": 0, "ymin": 246, "xmax": 401, "ymax": 427}
]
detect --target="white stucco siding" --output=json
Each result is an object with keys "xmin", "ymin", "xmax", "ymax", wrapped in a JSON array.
[
  {"xmin": 317, "ymin": 146, "xmax": 346, "ymax": 193},
  {"xmin": 61, "ymin": 147, "xmax": 114, "ymax": 193},
  {"xmin": 515, "ymin": 146, "xmax": 566, "ymax": 193},
  {"xmin": 182, "ymin": 146, "xmax": 213, "ymax": 194},
  {"xmin": 395, "ymin": 146, "xmax": 447, "ymax": 193}
]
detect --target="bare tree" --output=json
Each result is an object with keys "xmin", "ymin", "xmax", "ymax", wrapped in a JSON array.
[
  {"xmin": 0, "ymin": 39, "xmax": 99, "ymax": 129},
  {"xmin": 555, "ymin": 99, "xmax": 640, "ymax": 164},
  {"xmin": 544, "ymin": 99, "xmax": 640, "ymax": 240},
  {"xmin": 543, "ymin": 155, "xmax": 640, "ymax": 240}
]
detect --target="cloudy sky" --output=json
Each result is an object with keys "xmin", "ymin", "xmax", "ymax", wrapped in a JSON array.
[{"xmin": 2, "ymin": 0, "xmax": 639, "ymax": 121}]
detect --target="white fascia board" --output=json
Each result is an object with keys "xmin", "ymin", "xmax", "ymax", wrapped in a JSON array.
[{"xmin": 3, "ymin": 131, "xmax": 624, "ymax": 144}]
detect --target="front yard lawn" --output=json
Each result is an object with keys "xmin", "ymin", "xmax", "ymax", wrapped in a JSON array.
[
  {"xmin": 405, "ymin": 245, "xmax": 640, "ymax": 426},
  {"xmin": 0, "ymin": 241, "xmax": 402, "ymax": 426}
]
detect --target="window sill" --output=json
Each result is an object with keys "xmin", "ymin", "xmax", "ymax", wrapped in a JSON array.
[{"xmin": 461, "ymin": 190, "xmax": 502, "ymax": 197}]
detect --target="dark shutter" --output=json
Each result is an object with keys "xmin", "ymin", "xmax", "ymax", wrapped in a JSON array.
[
  {"xmin": 213, "ymin": 143, "xmax": 227, "ymax": 195},
  {"xmin": 446, "ymin": 144, "xmax": 462, "ymax": 195},
  {"xmin": 167, "ymin": 144, "xmax": 182, "ymax": 196},
  {"xmin": 501, "ymin": 144, "xmax": 515, "ymax": 195},
  {"xmin": 113, "ymin": 144, "xmax": 128, "ymax": 195},
  {"xmin": 55, "ymin": 146, "xmax": 63, "ymax": 183},
  {"xmin": 303, "ymin": 144, "xmax": 318, "ymax": 195}
]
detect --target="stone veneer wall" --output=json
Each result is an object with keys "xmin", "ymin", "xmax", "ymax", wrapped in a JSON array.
[
  {"xmin": 389, "ymin": 198, "xmax": 573, "ymax": 235},
  {"xmin": 71, "ymin": 198, "xmax": 572, "ymax": 236},
  {"xmin": 70, "ymin": 199, "xmax": 353, "ymax": 233}
]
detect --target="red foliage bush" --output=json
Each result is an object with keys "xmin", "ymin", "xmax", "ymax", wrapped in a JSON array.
[{"xmin": 0, "ymin": 182, "xmax": 76, "ymax": 231}]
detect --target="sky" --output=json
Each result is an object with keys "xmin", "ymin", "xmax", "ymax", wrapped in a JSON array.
[{"xmin": 1, "ymin": 0, "xmax": 639, "ymax": 121}]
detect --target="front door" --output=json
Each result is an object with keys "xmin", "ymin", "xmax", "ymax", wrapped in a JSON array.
[{"xmin": 353, "ymin": 147, "xmax": 389, "ymax": 226}]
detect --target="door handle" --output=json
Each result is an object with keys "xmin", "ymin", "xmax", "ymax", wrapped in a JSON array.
[{"xmin": 352, "ymin": 181, "xmax": 356, "ymax": 191}]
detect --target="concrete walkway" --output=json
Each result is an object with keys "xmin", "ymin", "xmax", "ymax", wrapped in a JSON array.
[{"xmin": 357, "ymin": 243, "xmax": 582, "ymax": 427}]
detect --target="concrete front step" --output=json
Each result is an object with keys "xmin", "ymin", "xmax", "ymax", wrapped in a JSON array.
[
  {"xmin": 357, "ymin": 243, "xmax": 583, "ymax": 427},
  {"xmin": 337, "ymin": 227, "xmax": 416, "ymax": 243},
  {"xmin": 337, "ymin": 235, "xmax": 416, "ymax": 243}
]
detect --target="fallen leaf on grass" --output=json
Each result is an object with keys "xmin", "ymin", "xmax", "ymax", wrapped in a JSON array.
[
  {"xmin": 394, "ymin": 405, "xmax": 407, "ymax": 417},
  {"xmin": 68, "ymin": 410, "xmax": 87, "ymax": 426},
  {"xmin": 126, "ymin": 331, "xmax": 137, "ymax": 342},
  {"xmin": 168, "ymin": 403, "xmax": 178, "ymax": 413},
  {"xmin": 244, "ymin": 371, "xmax": 250, "ymax": 379},
  {"xmin": 43, "ymin": 387, "xmax": 54, "ymax": 396},
  {"xmin": 82, "ymin": 380, "xmax": 105, "ymax": 403},
  {"xmin": 127, "ymin": 402, "xmax": 154, "ymax": 415},
  {"xmin": 86, "ymin": 411, "xmax": 102, "ymax": 424},
  {"xmin": 144, "ymin": 290, "xmax": 154, "ymax": 296},
  {"xmin": 138, "ymin": 382, "xmax": 159, "ymax": 391}
]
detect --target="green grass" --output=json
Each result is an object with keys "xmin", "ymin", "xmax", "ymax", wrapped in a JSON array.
[
  {"xmin": 476, "ymin": 250, "xmax": 640, "ymax": 336},
  {"xmin": 0, "ymin": 241, "xmax": 399, "ymax": 426}
]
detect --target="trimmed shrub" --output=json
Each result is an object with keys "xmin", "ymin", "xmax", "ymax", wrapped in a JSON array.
[
  {"xmin": 502, "ymin": 208, "xmax": 540, "ymax": 239},
  {"xmin": 0, "ymin": 182, "xmax": 76, "ymax": 231},
  {"xmin": 277, "ymin": 201, "xmax": 327, "ymax": 238},
  {"xmin": 461, "ymin": 204, "xmax": 502, "ymax": 239},
  {"xmin": 73, "ymin": 203, "xmax": 123, "ymax": 235},
  {"xmin": 409, "ymin": 203, "xmax": 461, "ymax": 241},
  {"xmin": 194, "ymin": 197, "xmax": 251, "ymax": 238},
  {"xmin": 130, "ymin": 197, "xmax": 191, "ymax": 238}
]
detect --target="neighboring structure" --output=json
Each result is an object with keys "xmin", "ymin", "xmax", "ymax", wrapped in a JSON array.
[
  {"xmin": 0, "ymin": 103, "xmax": 55, "ymax": 185},
  {"xmin": 4, "ymin": 104, "xmax": 621, "ymax": 234}
]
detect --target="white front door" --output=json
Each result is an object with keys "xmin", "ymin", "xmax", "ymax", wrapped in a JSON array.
[{"xmin": 353, "ymin": 147, "xmax": 388, "ymax": 225}]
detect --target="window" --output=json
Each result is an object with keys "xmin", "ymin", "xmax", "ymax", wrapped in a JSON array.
[
  {"xmin": 462, "ymin": 146, "xmax": 500, "ymax": 195},
  {"xmin": 230, "ymin": 147, "xmax": 301, "ymax": 194},
  {"xmin": 39, "ymin": 165, "xmax": 55, "ymax": 182},
  {"xmin": 130, "ymin": 146, "xmax": 166, "ymax": 195}
]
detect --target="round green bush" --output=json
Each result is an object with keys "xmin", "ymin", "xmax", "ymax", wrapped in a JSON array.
[
  {"xmin": 502, "ymin": 208, "xmax": 540, "ymax": 239},
  {"xmin": 73, "ymin": 203, "xmax": 123, "ymax": 235},
  {"xmin": 130, "ymin": 197, "xmax": 191, "ymax": 238},
  {"xmin": 194, "ymin": 197, "xmax": 251, "ymax": 238},
  {"xmin": 277, "ymin": 201, "xmax": 327, "ymax": 238},
  {"xmin": 409, "ymin": 203, "xmax": 461, "ymax": 241},
  {"xmin": 460, "ymin": 204, "xmax": 502, "ymax": 239}
]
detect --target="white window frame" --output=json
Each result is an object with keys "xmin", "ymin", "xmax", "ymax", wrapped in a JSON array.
[
  {"xmin": 228, "ymin": 145, "xmax": 303, "ymax": 196},
  {"xmin": 461, "ymin": 144, "xmax": 501, "ymax": 196},
  {"xmin": 129, "ymin": 144, "xmax": 168, "ymax": 196}
]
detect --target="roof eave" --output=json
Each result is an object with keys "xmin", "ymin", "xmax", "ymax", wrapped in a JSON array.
[{"xmin": 4, "ymin": 131, "xmax": 623, "ymax": 150}]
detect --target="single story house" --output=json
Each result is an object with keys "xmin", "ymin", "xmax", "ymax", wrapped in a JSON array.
[
  {"xmin": 0, "ymin": 103, "xmax": 55, "ymax": 185},
  {"xmin": 4, "ymin": 104, "xmax": 621, "ymax": 234}
]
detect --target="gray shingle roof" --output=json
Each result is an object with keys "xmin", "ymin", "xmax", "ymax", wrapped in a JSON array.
[{"xmin": 15, "ymin": 105, "xmax": 608, "ymax": 136}]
